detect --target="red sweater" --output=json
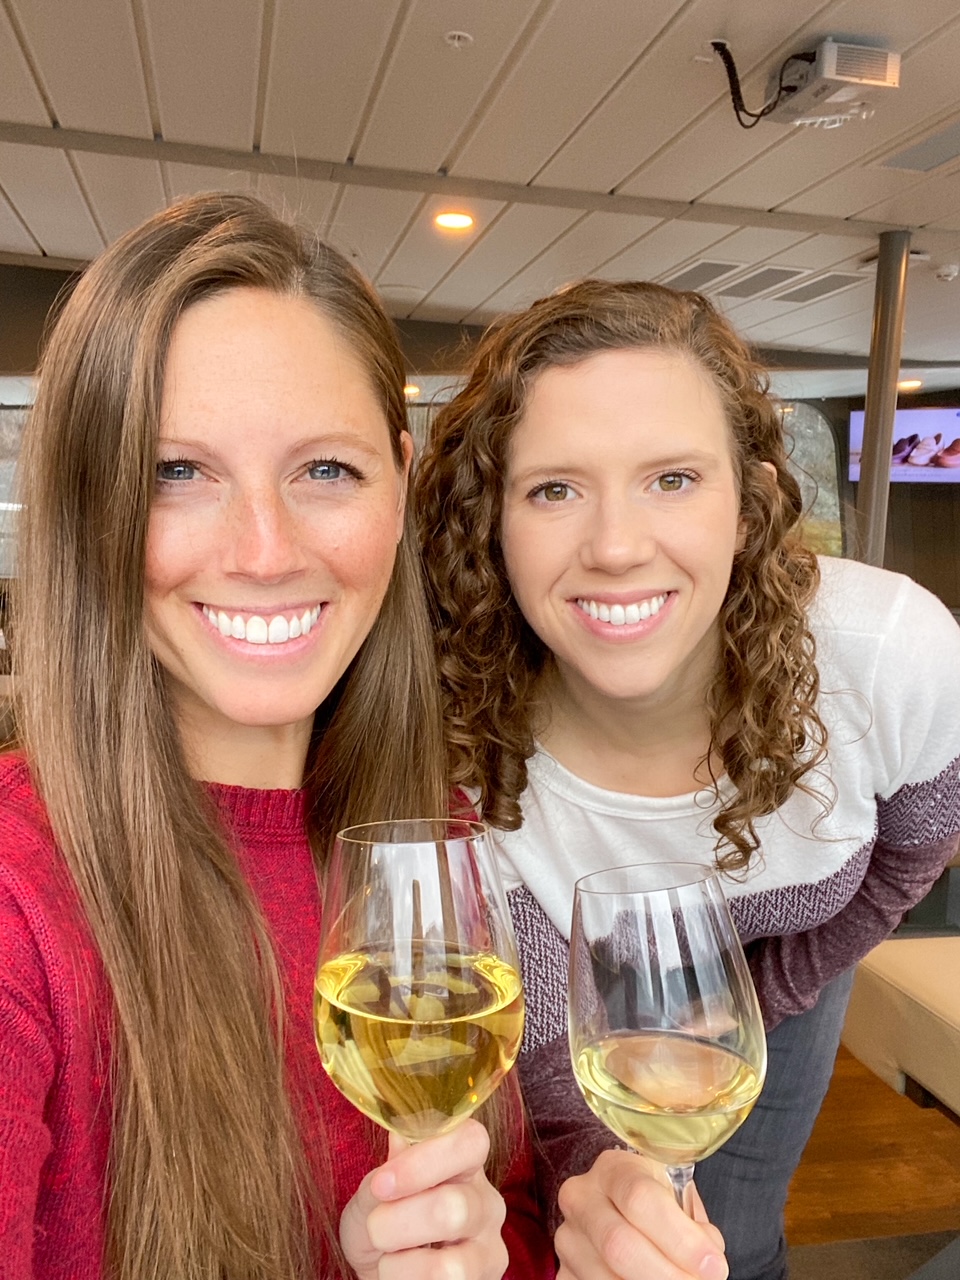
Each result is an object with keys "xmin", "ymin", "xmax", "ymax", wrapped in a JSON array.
[{"xmin": 0, "ymin": 754, "xmax": 555, "ymax": 1278}]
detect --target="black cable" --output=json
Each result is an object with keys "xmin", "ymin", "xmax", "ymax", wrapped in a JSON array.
[{"xmin": 711, "ymin": 41, "xmax": 815, "ymax": 129}]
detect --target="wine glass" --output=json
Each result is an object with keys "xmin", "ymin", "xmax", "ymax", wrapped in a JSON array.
[
  {"xmin": 568, "ymin": 861, "xmax": 767, "ymax": 1210},
  {"xmin": 314, "ymin": 818, "xmax": 524, "ymax": 1142}
]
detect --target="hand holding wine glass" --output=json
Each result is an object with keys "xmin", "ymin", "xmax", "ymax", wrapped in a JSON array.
[
  {"xmin": 568, "ymin": 861, "xmax": 766, "ymax": 1212},
  {"xmin": 315, "ymin": 818, "xmax": 524, "ymax": 1275}
]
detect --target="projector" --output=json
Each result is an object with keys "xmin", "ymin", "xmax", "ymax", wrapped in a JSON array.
[{"xmin": 766, "ymin": 38, "xmax": 900, "ymax": 126}]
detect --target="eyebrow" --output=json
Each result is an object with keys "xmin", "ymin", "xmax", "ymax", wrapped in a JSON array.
[
  {"xmin": 156, "ymin": 430, "xmax": 384, "ymax": 458},
  {"xmin": 508, "ymin": 448, "xmax": 723, "ymax": 485}
]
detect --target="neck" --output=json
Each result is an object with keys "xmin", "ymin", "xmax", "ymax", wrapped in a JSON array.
[
  {"xmin": 179, "ymin": 716, "xmax": 312, "ymax": 790},
  {"xmin": 538, "ymin": 662, "xmax": 718, "ymax": 799}
]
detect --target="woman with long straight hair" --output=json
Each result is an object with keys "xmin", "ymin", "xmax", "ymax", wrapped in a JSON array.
[
  {"xmin": 417, "ymin": 278, "xmax": 960, "ymax": 1280},
  {"xmin": 0, "ymin": 193, "xmax": 553, "ymax": 1280}
]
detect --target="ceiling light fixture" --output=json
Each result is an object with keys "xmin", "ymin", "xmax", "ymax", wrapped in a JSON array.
[
  {"xmin": 403, "ymin": 383, "xmax": 421, "ymax": 399},
  {"xmin": 897, "ymin": 379, "xmax": 923, "ymax": 392},
  {"xmin": 434, "ymin": 212, "xmax": 474, "ymax": 230}
]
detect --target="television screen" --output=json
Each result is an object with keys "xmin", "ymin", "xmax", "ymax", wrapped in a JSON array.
[{"xmin": 849, "ymin": 407, "xmax": 960, "ymax": 482}]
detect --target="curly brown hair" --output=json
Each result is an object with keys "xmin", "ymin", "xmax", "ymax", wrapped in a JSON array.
[{"xmin": 417, "ymin": 278, "xmax": 829, "ymax": 872}]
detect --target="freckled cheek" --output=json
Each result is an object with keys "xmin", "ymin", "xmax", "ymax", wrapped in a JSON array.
[{"xmin": 323, "ymin": 509, "xmax": 401, "ymax": 593}]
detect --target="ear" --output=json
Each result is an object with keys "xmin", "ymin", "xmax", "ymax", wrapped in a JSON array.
[
  {"xmin": 396, "ymin": 430, "xmax": 414, "ymax": 540},
  {"xmin": 736, "ymin": 460, "xmax": 777, "ymax": 551}
]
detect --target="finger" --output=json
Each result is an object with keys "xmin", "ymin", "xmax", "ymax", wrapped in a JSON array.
[
  {"xmin": 378, "ymin": 1235, "xmax": 508, "ymax": 1280},
  {"xmin": 366, "ymin": 1175, "xmax": 505, "ymax": 1255},
  {"xmin": 369, "ymin": 1120, "xmax": 491, "ymax": 1201},
  {"xmin": 557, "ymin": 1194, "xmax": 705, "ymax": 1280},
  {"xmin": 688, "ymin": 1184, "xmax": 726, "ymax": 1256}
]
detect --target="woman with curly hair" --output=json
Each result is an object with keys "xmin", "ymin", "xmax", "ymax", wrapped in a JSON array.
[
  {"xmin": 417, "ymin": 278, "xmax": 960, "ymax": 1280},
  {"xmin": 0, "ymin": 193, "xmax": 555, "ymax": 1280}
]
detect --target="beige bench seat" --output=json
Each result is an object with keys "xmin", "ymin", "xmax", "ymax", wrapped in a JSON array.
[{"xmin": 841, "ymin": 937, "xmax": 960, "ymax": 1119}]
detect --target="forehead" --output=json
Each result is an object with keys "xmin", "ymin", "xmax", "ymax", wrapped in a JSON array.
[
  {"xmin": 512, "ymin": 348, "xmax": 729, "ymax": 448},
  {"xmin": 161, "ymin": 287, "xmax": 383, "ymax": 426}
]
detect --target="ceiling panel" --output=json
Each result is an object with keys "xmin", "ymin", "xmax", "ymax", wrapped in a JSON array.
[
  {"xmin": 163, "ymin": 163, "xmax": 256, "ymax": 201},
  {"xmin": 0, "ymin": 5, "xmax": 48, "ymax": 123},
  {"xmin": 535, "ymin": 0, "xmax": 829, "ymax": 194},
  {"xmin": 378, "ymin": 195, "xmax": 506, "ymax": 305},
  {"xmin": 324, "ymin": 185, "xmax": 424, "ymax": 279},
  {"xmin": 0, "ymin": 143, "xmax": 103, "ymax": 258},
  {"xmin": 707, "ymin": 12, "xmax": 960, "ymax": 211},
  {"xmin": 415, "ymin": 202, "xmax": 583, "ymax": 322},
  {"xmin": 260, "ymin": 0, "xmax": 403, "ymax": 162},
  {"xmin": 855, "ymin": 169, "xmax": 960, "ymax": 228},
  {"xmin": 475, "ymin": 211, "xmax": 664, "ymax": 316},
  {"xmin": 593, "ymin": 219, "xmax": 734, "ymax": 283},
  {"xmin": 450, "ymin": 0, "xmax": 686, "ymax": 184},
  {"xmin": 254, "ymin": 174, "xmax": 338, "ymax": 235},
  {"xmin": 766, "ymin": 234, "xmax": 878, "ymax": 271},
  {"xmin": 780, "ymin": 162, "xmax": 921, "ymax": 218},
  {"xmin": 143, "ymin": 0, "xmax": 262, "ymax": 149},
  {"xmin": 704, "ymin": 226, "xmax": 811, "ymax": 262},
  {"xmin": 71, "ymin": 153, "xmax": 165, "ymax": 244},
  {"xmin": 354, "ymin": 0, "xmax": 539, "ymax": 171},
  {"xmin": 0, "ymin": 188, "xmax": 37, "ymax": 254},
  {"xmin": 11, "ymin": 0, "xmax": 151, "ymax": 136}
]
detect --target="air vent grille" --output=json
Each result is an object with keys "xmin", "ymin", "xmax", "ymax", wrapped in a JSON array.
[
  {"xmin": 660, "ymin": 261, "xmax": 742, "ymax": 291},
  {"xmin": 772, "ymin": 273, "xmax": 863, "ymax": 304},
  {"xmin": 882, "ymin": 119, "xmax": 960, "ymax": 173},
  {"xmin": 717, "ymin": 267, "xmax": 807, "ymax": 298}
]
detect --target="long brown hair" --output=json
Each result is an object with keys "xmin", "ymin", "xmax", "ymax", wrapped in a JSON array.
[
  {"xmin": 14, "ymin": 193, "xmax": 447, "ymax": 1278},
  {"xmin": 417, "ymin": 278, "xmax": 829, "ymax": 871}
]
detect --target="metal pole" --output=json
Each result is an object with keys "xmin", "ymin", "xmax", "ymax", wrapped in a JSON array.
[{"xmin": 855, "ymin": 228, "xmax": 911, "ymax": 566}]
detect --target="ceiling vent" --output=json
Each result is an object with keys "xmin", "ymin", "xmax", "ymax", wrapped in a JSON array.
[
  {"xmin": 881, "ymin": 118, "xmax": 960, "ymax": 172},
  {"xmin": 717, "ymin": 266, "xmax": 807, "ymax": 298},
  {"xmin": 771, "ymin": 273, "xmax": 863, "ymax": 304},
  {"xmin": 660, "ymin": 260, "xmax": 743, "ymax": 291}
]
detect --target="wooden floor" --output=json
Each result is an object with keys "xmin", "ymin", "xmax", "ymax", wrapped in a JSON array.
[{"xmin": 785, "ymin": 1047, "xmax": 960, "ymax": 1246}]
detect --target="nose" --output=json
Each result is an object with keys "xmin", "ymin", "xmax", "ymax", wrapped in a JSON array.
[
  {"xmin": 581, "ymin": 492, "xmax": 657, "ymax": 574},
  {"xmin": 225, "ymin": 485, "xmax": 307, "ymax": 582}
]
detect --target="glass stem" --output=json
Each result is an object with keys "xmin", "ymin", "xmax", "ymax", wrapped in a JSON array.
[{"xmin": 666, "ymin": 1163, "xmax": 696, "ymax": 1216}]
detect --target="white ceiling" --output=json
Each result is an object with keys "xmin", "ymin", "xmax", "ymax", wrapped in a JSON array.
[{"xmin": 2, "ymin": 0, "xmax": 960, "ymax": 370}]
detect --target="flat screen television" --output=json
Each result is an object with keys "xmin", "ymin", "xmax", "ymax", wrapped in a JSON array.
[{"xmin": 849, "ymin": 407, "xmax": 960, "ymax": 482}]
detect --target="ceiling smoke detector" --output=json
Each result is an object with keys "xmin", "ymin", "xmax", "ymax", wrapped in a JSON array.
[{"xmin": 765, "ymin": 38, "xmax": 900, "ymax": 128}]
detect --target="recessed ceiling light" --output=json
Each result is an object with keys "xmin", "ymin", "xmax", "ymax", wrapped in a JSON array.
[
  {"xmin": 434, "ymin": 212, "xmax": 474, "ymax": 230},
  {"xmin": 403, "ymin": 383, "xmax": 421, "ymax": 399},
  {"xmin": 897, "ymin": 378, "xmax": 923, "ymax": 391}
]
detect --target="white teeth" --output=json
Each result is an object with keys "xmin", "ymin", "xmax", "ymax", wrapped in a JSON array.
[
  {"xmin": 246, "ymin": 616, "xmax": 268, "ymax": 644},
  {"xmin": 202, "ymin": 604, "xmax": 321, "ymax": 644},
  {"xmin": 576, "ymin": 594, "xmax": 668, "ymax": 626},
  {"xmin": 267, "ymin": 615, "xmax": 289, "ymax": 644}
]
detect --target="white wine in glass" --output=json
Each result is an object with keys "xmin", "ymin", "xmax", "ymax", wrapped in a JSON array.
[
  {"xmin": 315, "ymin": 818, "xmax": 524, "ymax": 1142},
  {"xmin": 569, "ymin": 861, "xmax": 767, "ymax": 1209}
]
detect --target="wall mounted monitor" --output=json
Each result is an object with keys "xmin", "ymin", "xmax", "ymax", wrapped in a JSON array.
[{"xmin": 849, "ymin": 407, "xmax": 960, "ymax": 482}]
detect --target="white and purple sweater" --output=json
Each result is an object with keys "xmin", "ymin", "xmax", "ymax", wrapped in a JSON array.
[{"xmin": 496, "ymin": 558, "xmax": 960, "ymax": 1220}]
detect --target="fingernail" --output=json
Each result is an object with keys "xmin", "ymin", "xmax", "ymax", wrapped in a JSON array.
[
  {"xmin": 700, "ymin": 1254, "xmax": 728, "ymax": 1280},
  {"xmin": 375, "ymin": 1169, "xmax": 396, "ymax": 1199}
]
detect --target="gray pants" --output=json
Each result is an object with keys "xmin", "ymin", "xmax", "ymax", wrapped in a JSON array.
[{"xmin": 694, "ymin": 968, "xmax": 857, "ymax": 1280}]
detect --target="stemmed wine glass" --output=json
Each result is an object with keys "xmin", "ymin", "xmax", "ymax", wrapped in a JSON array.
[
  {"xmin": 568, "ymin": 861, "xmax": 767, "ymax": 1210},
  {"xmin": 314, "ymin": 818, "xmax": 524, "ymax": 1142}
]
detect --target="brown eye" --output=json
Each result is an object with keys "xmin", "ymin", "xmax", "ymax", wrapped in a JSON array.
[
  {"xmin": 656, "ymin": 472, "xmax": 687, "ymax": 492},
  {"xmin": 535, "ymin": 482, "xmax": 571, "ymax": 502}
]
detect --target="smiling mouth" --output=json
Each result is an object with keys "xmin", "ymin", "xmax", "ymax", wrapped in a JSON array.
[
  {"xmin": 575, "ymin": 594, "xmax": 669, "ymax": 626},
  {"xmin": 201, "ymin": 603, "xmax": 322, "ymax": 645}
]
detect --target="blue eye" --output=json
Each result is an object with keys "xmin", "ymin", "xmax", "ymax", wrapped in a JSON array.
[
  {"xmin": 309, "ymin": 461, "xmax": 343, "ymax": 481},
  {"xmin": 156, "ymin": 459, "xmax": 196, "ymax": 482}
]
